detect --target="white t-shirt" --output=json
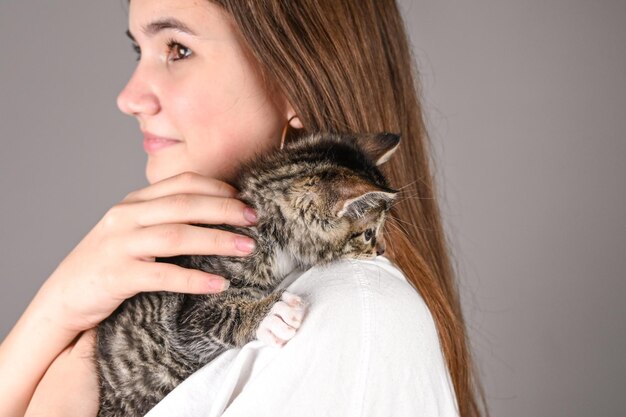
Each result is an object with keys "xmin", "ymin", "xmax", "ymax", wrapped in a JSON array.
[{"xmin": 146, "ymin": 256, "xmax": 460, "ymax": 417}]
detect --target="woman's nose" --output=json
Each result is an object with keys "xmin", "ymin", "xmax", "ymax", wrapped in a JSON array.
[{"xmin": 116, "ymin": 68, "xmax": 160, "ymax": 117}]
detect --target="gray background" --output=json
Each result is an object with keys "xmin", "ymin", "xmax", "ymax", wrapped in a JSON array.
[{"xmin": 1, "ymin": 1, "xmax": 624, "ymax": 416}]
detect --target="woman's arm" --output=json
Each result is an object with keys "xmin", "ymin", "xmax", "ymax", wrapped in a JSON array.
[
  {"xmin": 23, "ymin": 329, "xmax": 99, "ymax": 417},
  {"xmin": 0, "ymin": 286, "xmax": 80, "ymax": 417},
  {"xmin": 0, "ymin": 172, "xmax": 256, "ymax": 416}
]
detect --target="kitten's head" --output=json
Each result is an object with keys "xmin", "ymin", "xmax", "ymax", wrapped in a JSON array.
[{"xmin": 240, "ymin": 131, "xmax": 400, "ymax": 266}]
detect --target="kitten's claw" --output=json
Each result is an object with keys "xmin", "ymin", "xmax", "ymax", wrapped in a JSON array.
[{"xmin": 256, "ymin": 292, "xmax": 305, "ymax": 347}]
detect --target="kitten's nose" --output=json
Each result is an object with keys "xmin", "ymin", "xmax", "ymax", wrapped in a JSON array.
[{"xmin": 376, "ymin": 241, "xmax": 385, "ymax": 256}]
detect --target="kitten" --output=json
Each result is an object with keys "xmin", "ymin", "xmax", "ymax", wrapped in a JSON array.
[{"xmin": 95, "ymin": 131, "xmax": 401, "ymax": 416}]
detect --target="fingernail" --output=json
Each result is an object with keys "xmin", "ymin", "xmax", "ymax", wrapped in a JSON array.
[
  {"xmin": 235, "ymin": 236, "xmax": 256, "ymax": 253},
  {"xmin": 243, "ymin": 207, "xmax": 258, "ymax": 224},
  {"xmin": 209, "ymin": 278, "xmax": 230, "ymax": 292}
]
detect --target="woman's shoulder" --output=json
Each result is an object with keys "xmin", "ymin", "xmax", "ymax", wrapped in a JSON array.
[
  {"xmin": 283, "ymin": 256, "xmax": 441, "ymax": 350},
  {"xmin": 285, "ymin": 256, "xmax": 417, "ymax": 299},
  {"xmin": 265, "ymin": 256, "xmax": 459, "ymax": 416}
]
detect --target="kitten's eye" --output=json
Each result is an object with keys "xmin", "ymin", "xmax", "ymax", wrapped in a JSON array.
[
  {"xmin": 167, "ymin": 39, "xmax": 192, "ymax": 61},
  {"xmin": 364, "ymin": 229, "xmax": 374, "ymax": 242}
]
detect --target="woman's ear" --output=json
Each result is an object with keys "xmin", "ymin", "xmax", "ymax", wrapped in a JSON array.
[{"xmin": 289, "ymin": 115, "xmax": 304, "ymax": 129}]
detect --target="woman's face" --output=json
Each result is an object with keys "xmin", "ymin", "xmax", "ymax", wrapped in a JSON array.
[{"xmin": 118, "ymin": 0, "xmax": 290, "ymax": 185}]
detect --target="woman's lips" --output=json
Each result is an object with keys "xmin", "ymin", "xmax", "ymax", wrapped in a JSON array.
[{"xmin": 143, "ymin": 132, "xmax": 182, "ymax": 154}]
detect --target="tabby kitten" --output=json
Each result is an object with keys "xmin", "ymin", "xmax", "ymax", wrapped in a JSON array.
[{"xmin": 95, "ymin": 131, "xmax": 401, "ymax": 417}]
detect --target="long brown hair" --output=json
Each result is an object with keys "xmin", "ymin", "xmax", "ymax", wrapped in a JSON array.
[{"xmin": 213, "ymin": 1, "xmax": 488, "ymax": 415}]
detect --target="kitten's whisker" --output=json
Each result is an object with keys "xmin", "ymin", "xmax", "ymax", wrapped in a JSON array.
[
  {"xmin": 386, "ymin": 217, "xmax": 411, "ymax": 238},
  {"xmin": 387, "ymin": 214, "xmax": 434, "ymax": 232},
  {"xmin": 393, "ymin": 193, "xmax": 435, "ymax": 202},
  {"xmin": 395, "ymin": 176, "xmax": 430, "ymax": 191},
  {"xmin": 389, "ymin": 214, "xmax": 427, "ymax": 230},
  {"xmin": 395, "ymin": 180, "xmax": 420, "ymax": 191}
]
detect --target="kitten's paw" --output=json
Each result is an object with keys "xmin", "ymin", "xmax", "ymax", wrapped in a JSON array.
[{"xmin": 256, "ymin": 292, "xmax": 306, "ymax": 347}]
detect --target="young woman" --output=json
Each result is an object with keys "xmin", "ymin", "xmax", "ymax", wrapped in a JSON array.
[{"xmin": 0, "ymin": 0, "xmax": 487, "ymax": 416}]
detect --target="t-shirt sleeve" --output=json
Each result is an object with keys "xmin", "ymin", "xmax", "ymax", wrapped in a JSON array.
[{"xmin": 220, "ymin": 258, "xmax": 460, "ymax": 417}]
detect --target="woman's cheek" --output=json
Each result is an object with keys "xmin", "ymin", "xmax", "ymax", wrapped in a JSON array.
[{"xmin": 183, "ymin": 133, "xmax": 235, "ymax": 182}]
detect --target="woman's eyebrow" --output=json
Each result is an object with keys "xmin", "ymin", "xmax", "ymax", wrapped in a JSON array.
[{"xmin": 126, "ymin": 17, "xmax": 198, "ymax": 41}]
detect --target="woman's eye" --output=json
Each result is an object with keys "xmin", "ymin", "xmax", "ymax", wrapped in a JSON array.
[
  {"xmin": 364, "ymin": 229, "xmax": 374, "ymax": 241},
  {"xmin": 167, "ymin": 40, "xmax": 192, "ymax": 61},
  {"xmin": 131, "ymin": 43, "xmax": 141, "ymax": 61}
]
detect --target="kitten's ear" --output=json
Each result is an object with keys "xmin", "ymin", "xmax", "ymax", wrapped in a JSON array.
[
  {"xmin": 333, "ymin": 180, "xmax": 397, "ymax": 219},
  {"xmin": 354, "ymin": 132, "xmax": 401, "ymax": 166}
]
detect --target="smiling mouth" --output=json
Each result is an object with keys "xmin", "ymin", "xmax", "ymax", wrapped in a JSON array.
[{"xmin": 143, "ymin": 132, "xmax": 182, "ymax": 153}]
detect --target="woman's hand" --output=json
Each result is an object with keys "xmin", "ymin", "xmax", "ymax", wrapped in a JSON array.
[
  {"xmin": 0, "ymin": 171, "xmax": 258, "ymax": 416},
  {"xmin": 41, "ymin": 171, "xmax": 258, "ymax": 334}
]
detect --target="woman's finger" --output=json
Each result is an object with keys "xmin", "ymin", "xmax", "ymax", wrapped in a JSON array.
[
  {"xmin": 122, "ymin": 172, "xmax": 239, "ymax": 203},
  {"xmin": 123, "ymin": 224, "xmax": 256, "ymax": 258},
  {"xmin": 127, "ymin": 194, "xmax": 256, "ymax": 228},
  {"xmin": 119, "ymin": 261, "xmax": 230, "ymax": 297}
]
